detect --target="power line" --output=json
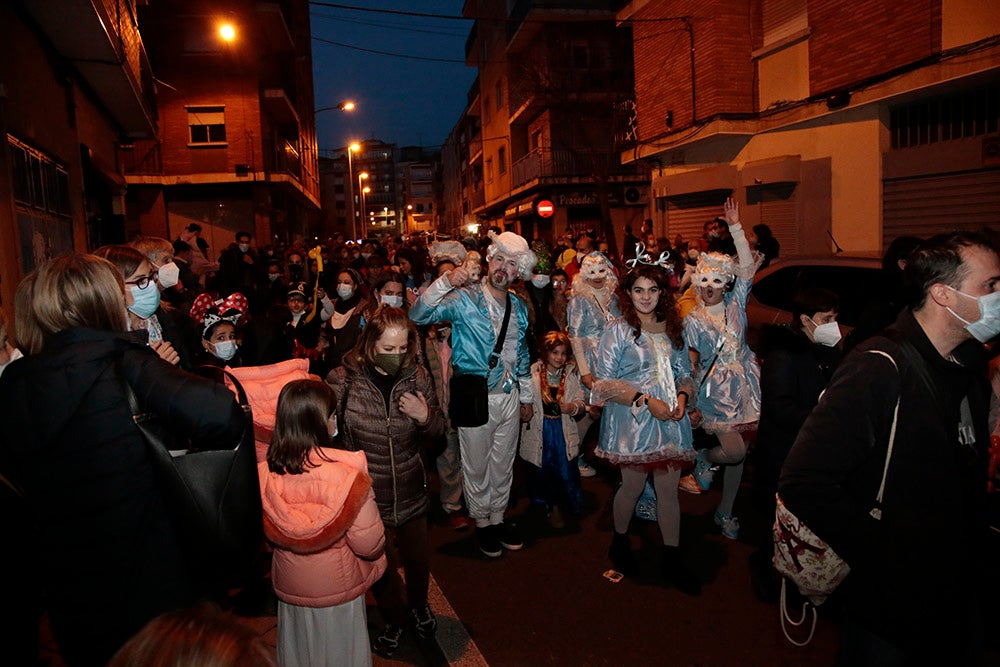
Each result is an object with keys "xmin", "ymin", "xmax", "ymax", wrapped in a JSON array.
[
  {"xmin": 312, "ymin": 10, "xmax": 468, "ymax": 37},
  {"xmin": 311, "ymin": 35, "xmax": 466, "ymax": 63},
  {"xmin": 309, "ymin": 1, "xmax": 690, "ymax": 24}
]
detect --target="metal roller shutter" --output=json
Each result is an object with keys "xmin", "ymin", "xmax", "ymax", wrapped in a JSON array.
[
  {"xmin": 663, "ymin": 191, "xmax": 729, "ymax": 245},
  {"xmin": 883, "ymin": 169, "xmax": 1000, "ymax": 250},
  {"xmin": 749, "ymin": 182, "xmax": 799, "ymax": 256}
]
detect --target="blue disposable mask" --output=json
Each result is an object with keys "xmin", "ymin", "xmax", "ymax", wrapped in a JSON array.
[
  {"xmin": 128, "ymin": 284, "xmax": 161, "ymax": 319},
  {"xmin": 946, "ymin": 286, "xmax": 1000, "ymax": 343},
  {"xmin": 380, "ymin": 294, "xmax": 403, "ymax": 308},
  {"xmin": 212, "ymin": 340, "xmax": 238, "ymax": 361}
]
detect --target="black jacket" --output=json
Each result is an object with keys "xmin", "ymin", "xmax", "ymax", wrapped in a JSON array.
[
  {"xmin": 779, "ymin": 311, "xmax": 990, "ymax": 655},
  {"xmin": 754, "ymin": 325, "xmax": 839, "ymax": 506},
  {"xmin": 0, "ymin": 328, "xmax": 244, "ymax": 665}
]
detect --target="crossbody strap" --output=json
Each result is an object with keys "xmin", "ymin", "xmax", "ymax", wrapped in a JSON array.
[
  {"xmin": 864, "ymin": 349, "xmax": 900, "ymax": 520},
  {"xmin": 488, "ymin": 293, "xmax": 512, "ymax": 370}
]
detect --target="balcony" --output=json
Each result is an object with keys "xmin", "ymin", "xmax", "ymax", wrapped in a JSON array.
[
  {"xmin": 507, "ymin": 0, "xmax": 621, "ymax": 52},
  {"xmin": 510, "ymin": 147, "xmax": 641, "ymax": 189},
  {"xmin": 119, "ymin": 140, "xmax": 162, "ymax": 175},
  {"xmin": 21, "ymin": 0, "xmax": 157, "ymax": 138}
]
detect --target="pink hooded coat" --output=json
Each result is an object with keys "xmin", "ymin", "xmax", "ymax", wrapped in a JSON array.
[{"xmin": 259, "ymin": 449, "xmax": 387, "ymax": 607}]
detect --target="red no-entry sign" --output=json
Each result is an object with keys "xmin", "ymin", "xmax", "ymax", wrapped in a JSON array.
[{"xmin": 536, "ymin": 199, "xmax": 555, "ymax": 218}]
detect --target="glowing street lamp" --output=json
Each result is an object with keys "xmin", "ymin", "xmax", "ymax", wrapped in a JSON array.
[
  {"xmin": 359, "ymin": 171, "xmax": 370, "ymax": 227},
  {"xmin": 345, "ymin": 143, "xmax": 362, "ymax": 240},
  {"xmin": 218, "ymin": 23, "xmax": 236, "ymax": 42},
  {"xmin": 316, "ymin": 100, "xmax": 357, "ymax": 114}
]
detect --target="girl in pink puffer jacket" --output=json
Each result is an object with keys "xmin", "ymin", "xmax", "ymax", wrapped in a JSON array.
[{"xmin": 259, "ymin": 380, "xmax": 387, "ymax": 667}]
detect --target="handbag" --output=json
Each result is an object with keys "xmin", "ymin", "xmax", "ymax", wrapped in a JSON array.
[
  {"xmin": 772, "ymin": 348, "xmax": 900, "ymax": 645},
  {"xmin": 449, "ymin": 293, "xmax": 511, "ymax": 428},
  {"xmin": 117, "ymin": 360, "xmax": 263, "ymax": 588}
]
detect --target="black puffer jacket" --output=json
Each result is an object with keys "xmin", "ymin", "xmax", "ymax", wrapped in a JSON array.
[
  {"xmin": 0, "ymin": 327, "xmax": 245, "ymax": 666},
  {"xmin": 326, "ymin": 360, "xmax": 444, "ymax": 528}
]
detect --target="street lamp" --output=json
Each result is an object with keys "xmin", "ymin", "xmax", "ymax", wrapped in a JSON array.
[
  {"xmin": 358, "ymin": 172, "xmax": 370, "ymax": 236},
  {"xmin": 316, "ymin": 100, "xmax": 357, "ymax": 114},
  {"xmin": 345, "ymin": 143, "xmax": 361, "ymax": 241}
]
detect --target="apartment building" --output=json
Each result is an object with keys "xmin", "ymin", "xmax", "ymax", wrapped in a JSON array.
[{"xmin": 620, "ymin": 0, "xmax": 1000, "ymax": 254}]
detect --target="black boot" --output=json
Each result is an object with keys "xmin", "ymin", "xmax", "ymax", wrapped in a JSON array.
[
  {"xmin": 662, "ymin": 545, "xmax": 702, "ymax": 596},
  {"xmin": 608, "ymin": 532, "xmax": 637, "ymax": 576}
]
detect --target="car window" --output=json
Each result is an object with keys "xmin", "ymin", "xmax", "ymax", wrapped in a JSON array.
[{"xmin": 753, "ymin": 265, "xmax": 880, "ymax": 327}]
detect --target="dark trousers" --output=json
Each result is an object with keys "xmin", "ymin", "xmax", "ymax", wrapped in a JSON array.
[{"xmin": 371, "ymin": 515, "xmax": 430, "ymax": 625}]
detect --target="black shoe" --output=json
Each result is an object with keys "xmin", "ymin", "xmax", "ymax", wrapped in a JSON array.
[
  {"xmin": 496, "ymin": 522, "xmax": 524, "ymax": 551},
  {"xmin": 476, "ymin": 525, "xmax": 503, "ymax": 558},
  {"xmin": 608, "ymin": 532, "xmax": 638, "ymax": 576},
  {"xmin": 662, "ymin": 545, "xmax": 702, "ymax": 596},
  {"xmin": 411, "ymin": 603, "xmax": 437, "ymax": 640},
  {"xmin": 373, "ymin": 623, "xmax": 405, "ymax": 656}
]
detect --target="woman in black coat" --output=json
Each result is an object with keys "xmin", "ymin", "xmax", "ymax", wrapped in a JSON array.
[
  {"xmin": 749, "ymin": 287, "xmax": 841, "ymax": 600},
  {"xmin": 0, "ymin": 254, "xmax": 244, "ymax": 666}
]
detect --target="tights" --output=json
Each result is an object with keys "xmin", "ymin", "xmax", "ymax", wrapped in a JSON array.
[
  {"xmin": 613, "ymin": 466, "xmax": 682, "ymax": 546},
  {"xmin": 704, "ymin": 429, "xmax": 747, "ymax": 517}
]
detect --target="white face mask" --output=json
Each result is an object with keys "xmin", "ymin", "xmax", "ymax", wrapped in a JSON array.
[
  {"xmin": 155, "ymin": 262, "xmax": 180, "ymax": 289},
  {"xmin": 808, "ymin": 318, "xmax": 842, "ymax": 347},
  {"xmin": 212, "ymin": 340, "xmax": 238, "ymax": 361},
  {"xmin": 336, "ymin": 284, "xmax": 354, "ymax": 300},
  {"xmin": 946, "ymin": 286, "xmax": 1000, "ymax": 343},
  {"xmin": 0, "ymin": 348, "xmax": 23, "ymax": 378},
  {"xmin": 327, "ymin": 414, "xmax": 338, "ymax": 439},
  {"xmin": 530, "ymin": 274, "xmax": 550, "ymax": 288},
  {"xmin": 238, "ymin": 243, "xmax": 250, "ymax": 253},
  {"xmin": 380, "ymin": 294, "xmax": 403, "ymax": 308}
]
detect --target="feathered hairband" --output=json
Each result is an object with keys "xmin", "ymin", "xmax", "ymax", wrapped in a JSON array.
[
  {"xmin": 625, "ymin": 242, "xmax": 674, "ymax": 273},
  {"xmin": 190, "ymin": 292, "xmax": 248, "ymax": 327}
]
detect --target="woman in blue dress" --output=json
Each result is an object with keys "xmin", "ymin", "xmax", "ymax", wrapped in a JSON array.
[
  {"xmin": 593, "ymin": 263, "xmax": 701, "ymax": 595},
  {"xmin": 679, "ymin": 198, "xmax": 764, "ymax": 541}
]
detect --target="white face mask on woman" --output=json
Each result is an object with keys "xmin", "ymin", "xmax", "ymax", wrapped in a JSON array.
[
  {"xmin": 212, "ymin": 340, "xmax": 238, "ymax": 361},
  {"xmin": 380, "ymin": 294, "xmax": 403, "ymax": 308}
]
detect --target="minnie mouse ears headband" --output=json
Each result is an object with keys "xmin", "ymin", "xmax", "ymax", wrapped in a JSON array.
[
  {"xmin": 190, "ymin": 292, "xmax": 248, "ymax": 326},
  {"xmin": 625, "ymin": 242, "xmax": 674, "ymax": 273}
]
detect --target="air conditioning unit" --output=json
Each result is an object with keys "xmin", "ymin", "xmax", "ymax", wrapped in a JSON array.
[{"xmin": 623, "ymin": 186, "xmax": 649, "ymax": 206}]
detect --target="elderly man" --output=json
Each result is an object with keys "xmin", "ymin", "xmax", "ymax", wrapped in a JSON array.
[
  {"xmin": 780, "ymin": 232, "xmax": 1000, "ymax": 665},
  {"xmin": 411, "ymin": 231, "xmax": 535, "ymax": 558}
]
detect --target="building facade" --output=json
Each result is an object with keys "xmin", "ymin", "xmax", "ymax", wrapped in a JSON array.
[
  {"xmin": 121, "ymin": 0, "xmax": 320, "ymax": 256},
  {"xmin": 459, "ymin": 0, "xmax": 648, "ymax": 254},
  {"xmin": 621, "ymin": 0, "xmax": 1000, "ymax": 255},
  {"xmin": 0, "ymin": 0, "xmax": 158, "ymax": 313}
]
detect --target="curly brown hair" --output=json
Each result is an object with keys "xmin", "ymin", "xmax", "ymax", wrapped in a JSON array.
[{"xmin": 617, "ymin": 264, "xmax": 684, "ymax": 348}]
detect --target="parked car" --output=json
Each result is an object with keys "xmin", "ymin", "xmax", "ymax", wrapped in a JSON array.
[{"xmin": 746, "ymin": 255, "xmax": 882, "ymax": 349}]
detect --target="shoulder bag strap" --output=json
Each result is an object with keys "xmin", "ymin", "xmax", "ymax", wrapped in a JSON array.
[
  {"xmin": 864, "ymin": 349, "xmax": 900, "ymax": 520},
  {"xmin": 488, "ymin": 293, "xmax": 512, "ymax": 370}
]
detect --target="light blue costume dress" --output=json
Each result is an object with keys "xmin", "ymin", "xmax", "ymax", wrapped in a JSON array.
[
  {"xmin": 567, "ymin": 291, "xmax": 620, "ymax": 395},
  {"xmin": 593, "ymin": 319, "xmax": 696, "ymax": 467},
  {"xmin": 683, "ymin": 276, "xmax": 761, "ymax": 432}
]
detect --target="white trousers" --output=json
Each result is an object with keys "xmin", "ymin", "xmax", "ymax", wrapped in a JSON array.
[{"xmin": 458, "ymin": 390, "xmax": 520, "ymax": 528}]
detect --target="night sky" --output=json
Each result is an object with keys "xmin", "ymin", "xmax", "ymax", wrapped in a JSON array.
[{"xmin": 310, "ymin": 1, "xmax": 475, "ymax": 152}]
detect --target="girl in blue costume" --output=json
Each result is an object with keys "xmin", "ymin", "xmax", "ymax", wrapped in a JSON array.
[
  {"xmin": 679, "ymin": 198, "xmax": 764, "ymax": 541},
  {"xmin": 592, "ymin": 262, "xmax": 701, "ymax": 595}
]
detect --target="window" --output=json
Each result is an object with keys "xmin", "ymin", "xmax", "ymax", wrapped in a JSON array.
[
  {"xmin": 531, "ymin": 130, "xmax": 542, "ymax": 151},
  {"xmin": 187, "ymin": 106, "xmax": 227, "ymax": 145},
  {"xmin": 8, "ymin": 135, "xmax": 71, "ymax": 217},
  {"xmin": 496, "ymin": 80, "xmax": 503, "ymax": 110},
  {"xmin": 890, "ymin": 86, "xmax": 1000, "ymax": 149},
  {"xmin": 498, "ymin": 147, "xmax": 506, "ymax": 175},
  {"xmin": 486, "ymin": 158, "xmax": 494, "ymax": 183}
]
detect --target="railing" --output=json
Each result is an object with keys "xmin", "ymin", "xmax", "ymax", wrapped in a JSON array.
[
  {"xmin": 509, "ymin": 148, "xmax": 640, "ymax": 189},
  {"xmin": 120, "ymin": 140, "xmax": 162, "ymax": 175},
  {"xmin": 264, "ymin": 138, "xmax": 301, "ymax": 179}
]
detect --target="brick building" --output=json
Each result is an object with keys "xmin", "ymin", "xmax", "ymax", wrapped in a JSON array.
[
  {"xmin": 121, "ymin": 0, "xmax": 320, "ymax": 256},
  {"xmin": 458, "ymin": 0, "xmax": 648, "ymax": 254},
  {"xmin": 0, "ymin": 0, "xmax": 158, "ymax": 313},
  {"xmin": 620, "ymin": 0, "xmax": 1000, "ymax": 254}
]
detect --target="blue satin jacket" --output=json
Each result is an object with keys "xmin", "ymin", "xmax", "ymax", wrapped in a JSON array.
[{"xmin": 410, "ymin": 275, "xmax": 533, "ymax": 402}]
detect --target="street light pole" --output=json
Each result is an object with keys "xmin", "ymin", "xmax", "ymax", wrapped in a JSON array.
[
  {"xmin": 358, "ymin": 172, "xmax": 369, "ymax": 238},
  {"xmin": 346, "ymin": 143, "xmax": 360, "ymax": 242}
]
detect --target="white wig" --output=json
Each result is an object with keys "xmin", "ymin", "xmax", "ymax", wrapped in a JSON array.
[
  {"xmin": 486, "ymin": 230, "xmax": 537, "ymax": 280},
  {"xmin": 692, "ymin": 252, "xmax": 736, "ymax": 287}
]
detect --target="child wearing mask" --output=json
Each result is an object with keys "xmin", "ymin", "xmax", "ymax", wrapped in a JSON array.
[
  {"xmin": 189, "ymin": 293, "xmax": 249, "ymax": 366},
  {"xmin": 259, "ymin": 379, "xmax": 387, "ymax": 667}
]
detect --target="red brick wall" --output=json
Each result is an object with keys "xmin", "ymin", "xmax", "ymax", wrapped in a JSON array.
[
  {"xmin": 808, "ymin": 0, "xmax": 941, "ymax": 96},
  {"xmin": 632, "ymin": 0, "xmax": 755, "ymax": 141}
]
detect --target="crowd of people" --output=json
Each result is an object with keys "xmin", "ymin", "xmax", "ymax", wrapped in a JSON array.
[{"xmin": 2, "ymin": 207, "xmax": 1000, "ymax": 666}]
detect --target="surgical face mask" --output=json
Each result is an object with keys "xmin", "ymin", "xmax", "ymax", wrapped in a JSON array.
[
  {"xmin": 946, "ymin": 286, "xmax": 1000, "ymax": 343},
  {"xmin": 128, "ymin": 284, "xmax": 161, "ymax": 319},
  {"xmin": 327, "ymin": 414, "xmax": 338, "ymax": 439},
  {"xmin": 530, "ymin": 274, "xmax": 550, "ymax": 288},
  {"xmin": 155, "ymin": 262, "xmax": 180, "ymax": 289},
  {"xmin": 0, "ymin": 348, "xmax": 23, "ymax": 378},
  {"xmin": 375, "ymin": 352, "xmax": 405, "ymax": 376},
  {"xmin": 337, "ymin": 284, "xmax": 354, "ymax": 300},
  {"xmin": 361, "ymin": 252, "xmax": 372, "ymax": 260},
  {"xmin": 212, "ymin": 340, "xmax": 238, "ymax": 361},
  {"xmin": 268, "ymin": 272, "xmax": 280, "ymax": 283},
  {"xmin": 238, "ymin": 243, "xmax": 250, "ymax": 253},
  {"xmin": 808, "ymin": 318, "xmax": 842, "ymax": 347},
  {"xmin": 380, "ymin": 294, "xmax": 403, "ymax": 308}
]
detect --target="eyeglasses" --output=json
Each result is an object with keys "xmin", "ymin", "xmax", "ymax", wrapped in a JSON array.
[{"xmin": 126, "ymin": 271, "xmax": 159, "ymax": 290}]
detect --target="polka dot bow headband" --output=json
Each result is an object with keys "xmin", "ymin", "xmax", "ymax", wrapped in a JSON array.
[{"xmin": 189, "ymin": 292, "xmax": 248, "ymax": 328}]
